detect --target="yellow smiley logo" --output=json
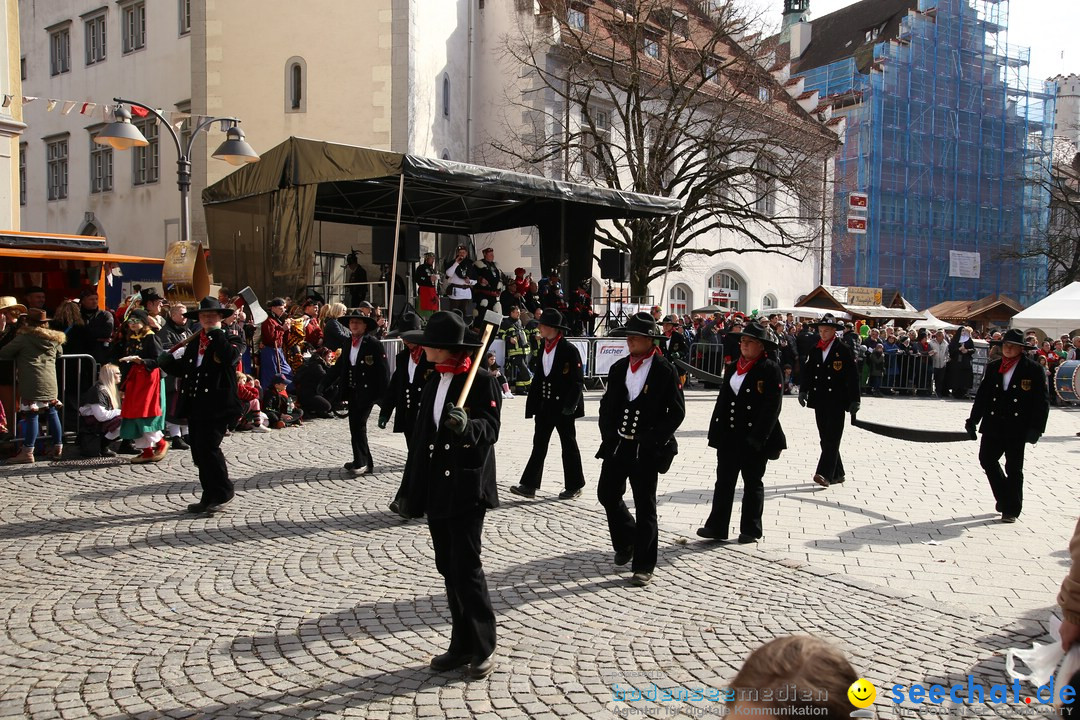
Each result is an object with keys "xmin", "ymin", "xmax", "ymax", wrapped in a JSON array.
[{"xmin": 848, "ymin": 678, "xmax": 876, "ymax": 709}]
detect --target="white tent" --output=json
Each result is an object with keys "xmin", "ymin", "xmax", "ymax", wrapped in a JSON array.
[
  {"xmin": 911, "ymin": 311, "xmax": 959, "ymax": 331},
  {"xmin": 1010, "ymin": 282, "xmax": 1080, "ymax": 338}
]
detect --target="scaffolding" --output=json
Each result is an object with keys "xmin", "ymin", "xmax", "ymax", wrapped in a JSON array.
[{"xmin": 799, "ymin": 0, "xmax": 1056, "ymax": 308}]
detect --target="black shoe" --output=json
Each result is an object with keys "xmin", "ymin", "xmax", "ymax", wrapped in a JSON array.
[
  {"xmin": 737, "ymin": 534, "xmax": 759, "ymax": 544},
  {"xmin": 169, "ymin": 435, "xmax": 190, "ymax": 451},
  {"xmin": 343, "ymin": 461, "xmax": 356, "ymax": 471},
  {"xmin": 429, "ymin": 651, "xmax": 471, "ymax": 672},
  {"xmin": 186, "ymin": 502, "xmax": 208, "ymax": 514},
  {"xmin": 467, "ymin": 654, "xmax": 496, "ymax": 680},
  {"xmin": 203, "ymin": 498, "xmax": 233, "ymax": 514},
  {"xmin": 613, "ymin": 547, "xmax": 634, "ymax": 566},
  {"xmin": 629, "ymin": 572, "xmax": 652, "ymax": 587},
  {"xmin": 116, "ymin": 439, "xmax": 138, "ymax": 455},
  {"xmin": 509, "ymin": 485, "xmax": 536, "ymax": 499},
  {"xmin": 389, "ymin": 500, "xmax": 401, "ymax": 515},
  {"xmin": 1001, "ymin": 515, "xmax": 1018, "ymax": 524},
  {"xmin": 812, "ymin": 474, "xmax": 830, "ymax": 488},
  {"xmin": 557, "ymin": 487, "xmax": 582, "ymax": 500},
  {"xmin": 831, "ymin": 476, "xmax": 845, "ymax": 485},
  {"xmin": 99, "ymin": 438, "xmax": 117, "ymax": 458},
  {"xmin": 696, "ymin": 526, "xmax": 726, "ymax": 541}
]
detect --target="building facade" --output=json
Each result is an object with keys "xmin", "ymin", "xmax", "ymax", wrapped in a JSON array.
[
  {"xmin": 1, "ymin": 0, "xmax": 25, "ymax": 230},
  {"xmin": 1050, "ymin": 73, "xmax": 1080, "ymax": 150},
  {"xmin": 785, "ymin": 0, "xmax": 1056, "ymax": 308}
]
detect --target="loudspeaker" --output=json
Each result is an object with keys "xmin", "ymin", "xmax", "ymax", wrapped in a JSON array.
[
  {"xmin": 599, "ymin": 249, "xmax": 630, "ymax": 282},
  {"xmin": 372, "ymin": 226, "xmax": 421, "ymax": 264}
]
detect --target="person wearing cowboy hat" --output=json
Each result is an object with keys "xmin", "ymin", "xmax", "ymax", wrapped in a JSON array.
[
  {"xmin": 509, "ymin": 308, "xmax": 587, "ymax": 501},
  {"xmin": 320, "ymin": 309, "xmax": 389, "ymax": 477},
  {"xmin": 156, "ymin": 297, "xmax": 245, "ymax": 513},
  {"xmin": 397, "ymin": 311, "xmax": 501, "ymax": 680},
  {"xmin": 964, "ymin": 328, "xmax": 1048, "ymax": 523},
  {"xmin": 798, "ymin": 312, "xmax": 860, "ymax": 488},
  {"xmin": 697, "ymin": 320, "xmax": 787, "ymax": 544},
  {"xmin": 377, "ymin": 312, "xmax": 435, "ymax": 514},
  {"xmin": 596, "ymin": 312, "xmax": 686, "ymax": 587},
  {"xmin": 660, "ymin": 314, "xmax": 689, "ymax": 372}
]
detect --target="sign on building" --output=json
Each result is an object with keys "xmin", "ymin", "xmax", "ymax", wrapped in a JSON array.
[
  {"xmin": 846, "ymin": 286, "xmax": 882, "ymax": 305},
  {"xmin": 847, "ymin": 217, "xmax": 867, "ymax": 234},
  {"xmin": 848, "ymin": 192, "xmax": 869, "ymax": 210},
  {"xmin": 948, "ymin": 250, "xmax": 981, "ymax": 279}
]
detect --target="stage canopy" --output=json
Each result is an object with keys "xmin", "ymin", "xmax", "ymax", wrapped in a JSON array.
[{"xmin": 202, "ymin": 137, "xmax": 683, "ymax": 300}]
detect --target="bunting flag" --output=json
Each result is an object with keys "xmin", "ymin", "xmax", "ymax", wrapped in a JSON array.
[
  {"xmin": 46, "ymin": 99, "xmax": 57, "ymax": 111},
  {"xmin": 22, "ymin": 96, "xmax": 37, "ymax": 104},
  {"xmin": 1, "ymin": 94, "xmax": 11, "ymax": 108},
  {"xmin": 130, "ymin": 105, "xmax": 150, "ymax": 118},
  {"xmin": 62, "ymin": 100, "xmax": 77, "ymax": 114},
  {"xmin": 79, "ymin": 102, "xmax": 97, "ymax": 115}
]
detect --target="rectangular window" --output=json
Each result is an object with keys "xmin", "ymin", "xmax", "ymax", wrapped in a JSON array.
[
  {"xmin": 90, "ymin": 134, "xmax": 113, "ymax": 193},
  {"xmin": 49, "ymin": 26, "xmax": 71, "ymax": 76},
  {"xmin": 132, "ymin": 118, "xmax": 159, "ymax": 185},
  {"xmin": 179, "ymin": 0, "xmax": 191, "ymax": 35},
  {"xmin": 20, "ymin": 56, "xmax": 26, "ymax": 80},
  {"xmin": 580, "ymin": 106, "xmax": 611, "ymax": 178},
  {"xmin": 18, "ymin": 143, "xmax": 26, "ymax": 206},
  {"xmin": 755, "ymin": 160, "xmax": 776, "ymax": 217},
  {"xmin": 568, "ymin": 8, "xmax": 586, "ymax": 31},
  {"xmin": 85, "ymin": 13, "xmax": 107, "ymax": 65},
  {"xmin": 122, "ymin": 2, "xmax": 146, "ymax": 53},
  {"xmin": 643, "ymin": 37, "xmax": 659, "ymax": 59},
  {"xmin": 46, "ymin": 137, "xmax": 69, "ymax": 201},
  {"xmin": 758, "ymin": 86, "xmax": 771, "ymax": 103}
]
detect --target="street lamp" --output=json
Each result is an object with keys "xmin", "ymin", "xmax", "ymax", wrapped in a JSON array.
[{"xmin": 94, "ymin": 98, "xmax": 259, "ymax": 244}]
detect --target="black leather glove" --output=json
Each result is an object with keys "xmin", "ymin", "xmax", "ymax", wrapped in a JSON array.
[
  {"xmin": 1025, "ymin": 428, "xmax": 1041, "ymax": 445},
  {"xmin": 798, "ymin": 392, "xmax": 808, "ymax": 408},
  {"xmin": 848, "ymin": 401, "xmax": 860, "ymax": 415},
  {"xmin": 377, "ymin": 413, "xmax": 390, "ymax": 429},
  {"xmin": 444, "ymin": 403, "xmax": 468, "ymax": 436},
  {"xmin": 964, "ymin": 418, "xmax": 977, "ymax": 440}
]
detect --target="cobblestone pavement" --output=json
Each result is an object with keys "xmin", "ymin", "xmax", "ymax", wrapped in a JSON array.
[{"xmin": 0, "ymin": 388, "xmax": 1076, "ymax": 719}]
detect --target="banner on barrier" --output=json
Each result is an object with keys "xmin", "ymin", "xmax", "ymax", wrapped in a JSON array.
[{"xmin": 594, "ymin": 339, "xmax": 629, "ymax": 375}]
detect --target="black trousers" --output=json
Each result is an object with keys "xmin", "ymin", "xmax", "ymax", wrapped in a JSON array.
[
  {"xmin": 520, "ymin": 415, "xmax": 585, "ymax": 491},
  {"xmin": 813, "ymin": 406, "xmax": 846, "ymax": 482},
  {"xmin": 349, "ymin": 400, "xmax": 375, "ymax": 469},
  {"xmin": 979, "ymin": 433, "xmax": 1026, "ymax": 517},
  {"xmin": 933, "ymin": 367, "xmax": 948, "ymax": 397},
  {"xmin": 505, "ymin": 354, "xmax": 532, "ymax": 390},
  {"xmin": 188, "ymin": 417, "xmax": 232, "ymax": 505},
  {"xmin": 393, "ymin": 432, "xmax": 413, "ymax": 505},
  {"xmin": 428, "ymin": 507, "xmax": 496, "ymax": 661},
  {"xmin": 597, "ymin": 441, "xmax": 658, "ymax": 574},
  {"xmin": 704, "ymin": 445, "xmax": 767, "ymax": 539}
]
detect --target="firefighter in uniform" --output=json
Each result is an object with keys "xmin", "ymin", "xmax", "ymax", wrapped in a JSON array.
[
  {"xmin": 697, "ymin": 321, "xmax": 786, "ymax": 544},
  {"xmin": 399, "ymin": 311, "xmax": 501, "ymax": 680},
  {"xmin": 378, "ymin": 312, "xmax": 434, "ymax": 516},
  {"xmin": 498, "ymin": 305, "xmax": 532, "ymax": 395},
  {"xmin": 965, "ymin": 328, "xmax": 1049, "ymax": 523},
  {"xmin": 523, "ymin": 308, "xmax": 543, "ymax": 357},
  {"xmin": 596, "ymin": 312, "xmax": 685, "ymax": 587},
  {"xmin": 799, "ymin": 313, "xmax": 860, "ymax": 488},
  {"xmin": 509, "ymin": 308, "xmax": 586, "ymax": 500},
  {"xmin": 320, "ymin": 311, "xmax": 390, "ymax": 476}
]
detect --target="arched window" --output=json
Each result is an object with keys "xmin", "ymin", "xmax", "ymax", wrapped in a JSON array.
[
  {"xmin": 761, "ymin": 293, "xmax": 777, "ymax": 311},
  {"xmin": 669, "ymin": 283, "xmax": 691, "ymax": 317},
  {"xmin": 707, "ymin": 270, "xmax": 742, "ymax": 311},
  {"xmin": 285, "ymin": 57, "xmax": 307, "ymax": 113},
  {"xmin": 442, "ymin": 73, "xmax": 451, "ymax": 118},
  {"xmin": 441, "ymin": 149, "xmax": 451, "ymax": 161}
]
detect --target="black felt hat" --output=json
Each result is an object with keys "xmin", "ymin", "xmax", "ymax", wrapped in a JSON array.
[
  {"xmin": 727, "ymin": 320, "xmax": 779, "ymax": 349},
  {"xmin": 386, "ymin": 311, "xmax": 421, "ymax": 339},
  {"xmin": 183, "ymin": 296, "xmax": 235, "ymax": 320},
  {"xmin": 812, "ymin": 313, "xmax": 845, "ymax": 329},
  {"xmin": 610, "ymin": 312, "xmax": 661, "ymax": 338},
  {"xmin": 990, "ymin": 328, "xmax": 1035, "ymax": 348},
  {"xmin": 400, "ymin": 310, "xmax": 482, "ymax": 349},
  {"xmin": 536, "ymin": 308, "xmax": 571, "ymax": 334}
]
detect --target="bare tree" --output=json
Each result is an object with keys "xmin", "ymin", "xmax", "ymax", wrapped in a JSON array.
[
  {"xmin": 1002, "ymin": 156, "xmax": 1080, "ymax": 293},
  {"xmin": 488, "ymin": 0, "xmax": 839, "ymax": 296}
]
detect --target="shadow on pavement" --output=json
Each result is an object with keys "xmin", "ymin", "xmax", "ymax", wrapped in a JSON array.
[{"xmin": 806, "ymin": 513, "xmax": 1001, "ymax": 552}]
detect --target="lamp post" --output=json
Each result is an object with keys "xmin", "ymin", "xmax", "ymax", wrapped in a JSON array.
[{"xmin": 94, "ymin": 98, "xmax": 259, "ymax": 244}]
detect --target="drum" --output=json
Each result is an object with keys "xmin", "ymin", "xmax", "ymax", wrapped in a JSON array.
[{"xmin": 1056, "ymin": 360, "xmax": 1080, "ymax": 403}]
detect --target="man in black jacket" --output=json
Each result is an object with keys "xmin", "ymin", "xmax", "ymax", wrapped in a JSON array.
[
  {"xmin": 799, "ymin": 313, "xmax": 860, "ymax": 488},
  {"xmin": 472, "ymin": 247, "xmax": 504, "ymax": 321},
  {"xmin": 597, "ymin": 312, "xmax": 686, "ymax": 587},
  {"xmin": 698, "ymin": 321, "xmax": 786, "ymax": 544},
  {"xmin": 157, "ymin": 297, "xmax": 243, "ymax": 514},
  {"xmin": 76, "ymin": 287, "xmax": 114, "ymax": 365},
  {"xmin": 965, "ymin": 329, "xmax": 1049, "ymax": 523},
  {"xmin": 321, "ymin": 311, "xmax": 390, "ymax": 476},
  {"xmin": 509, "ymin": 309, "xmax": 586, "ymax": 500},
  {"xmin": 400, "ymin": 311, "xmax": 501, "ymax": 680}
]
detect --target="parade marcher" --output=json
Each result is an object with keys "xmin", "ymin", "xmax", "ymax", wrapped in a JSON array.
[
  {"xmin": 301, "ymin": 298, "xmax": 323, "ymax": 350},
  {"xmin": 259, "ymin": 298, "xmax": 292, "ymax": 390},
  {"xmin": 399, "ymin": 311, "xmax": 501, "ymax": 680},
  {"xmin": 157, "ymin": 298, "xmax": 244, "ymax": 513},
  {"xmin": 497, "ymin": 305, "xmax": 532, "ymax": 395},
  {"xmin": 472, "ymin": 247, "xmax": 504, "ymax": 321},
  {"xmin": 378, "ymin": 312, "xmax": 434, "ymax": 515},
  {"xmin": 414, "ymin": 252, "xmax": 440, "ymax": 319},
  {"xmin": 799, "ymin": 313, "xmax": 860, "ymax": 488},
  {"xmin": 510, "ymin": 308, "xmax": 586, "ymax": 501},
  {"xmin": 964, "ymin": 329, "xmax": 1049, "ymax": 523},
  {"xmin": 0, "ymin": 308, "xmax": 66, "ymax": 464},
  {"xmin": 320, "ymin": 310, "xmax": 389, "ymax": 476},
  {"xmin": 596, "ymin": 312, "xmax": 685, "ymax": 587},
  {"xmin": 948, "ymin": 326, "xmax": 975, "ymax": 399},
  {"xmin": 697, "ymin": 321, "xmax": 786, "ymax": 544},
  {"xmin": 444, "ymin": 246, "xmax": 475, "ymax": 323},
  {"xmin": 117, "ymin": 309, "xmax": 168, "ymax": 464},
  {"xmin": 160, "ymin": 302, "xmax": 193, "ymax": 450}
]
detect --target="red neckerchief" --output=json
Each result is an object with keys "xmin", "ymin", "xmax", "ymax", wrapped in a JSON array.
[
  {"xmin": 736, "ymin": 355, "xmax": 760, "ymax": 376},
  {"xmin": 816, "ymin": 338, "xmax": 831, "ymax": 351},
  {"xmin": 436, "ymin": 353, "xmax": 472, "ymax": 375},
  {"xmin": 544, "ymin": 333, "xmax": 562, "ymax": 354},
  {"xmin": 663, "ymin": 328, "xmax": 673, "ymax": 338},
  {"xmin": 629, "ymin": 346, "xmax": 659, "ymax": 373},
  {"xmin": 998, "ymin": 355, "xmax": 1020, "ymax": 375},
  {"xmin": 409, "ymin": 346, "xmax": 424, "ymax": 364},
  {"xmin": 351, "ymin": 334, "xmax": 361, "ymax": 348},
  {"xmin": 198, "ymin": 330, "xmax": 210, "ymax": 357}
]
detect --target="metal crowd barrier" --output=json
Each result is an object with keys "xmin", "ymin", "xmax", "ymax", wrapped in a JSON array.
[{"xmin": 3, "ymin": 353, "xmax": 99, "ymax": 445}]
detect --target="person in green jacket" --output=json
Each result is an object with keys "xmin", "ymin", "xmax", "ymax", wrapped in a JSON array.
[{"xmin": 0, "ymin": 308, "xmax": 66, "ymax": 463}]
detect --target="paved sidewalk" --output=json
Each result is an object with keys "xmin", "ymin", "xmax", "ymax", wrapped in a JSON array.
[{"xmin": 0, "ymin": 388, "xmax": 1076, "ymax": 719}]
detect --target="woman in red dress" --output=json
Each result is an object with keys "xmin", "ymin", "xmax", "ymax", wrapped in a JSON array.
[{"xmin": 117, "ymin": 309, "xmax": 167, "ymax": 463}]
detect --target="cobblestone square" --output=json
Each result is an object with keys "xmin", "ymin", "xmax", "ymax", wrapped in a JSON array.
[{"xmin": 0, "ymin": 389, "xmax": 1077, "ymax": 719}]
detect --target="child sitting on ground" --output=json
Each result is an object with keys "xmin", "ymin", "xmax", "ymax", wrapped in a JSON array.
[
  {"xmin": 236, "ymin": 373, "xmax": 270, "ymax": 433},
  {"xmin": 485, "ymin": 352, "xmax": 513, "ymax": 400},
  {"xmin": 78, "ymin": 363, "xmax": 123, "ymax": 457},
  {"xmin": 263, "ymin": 374, "xmax": 303, "ymax": 428}
]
